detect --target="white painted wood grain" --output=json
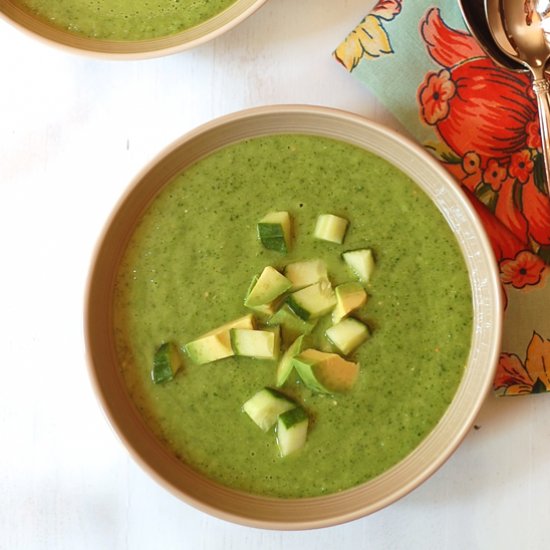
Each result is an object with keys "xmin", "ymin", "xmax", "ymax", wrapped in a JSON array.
[{"xmin": 1, "ymin": 0, "xmax": 549, "ymax": 548}]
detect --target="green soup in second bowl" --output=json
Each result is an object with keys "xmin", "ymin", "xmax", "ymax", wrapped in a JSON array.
[{"xmin": 16, "ymin": 0, "xmax": 237, "ymax": 40}]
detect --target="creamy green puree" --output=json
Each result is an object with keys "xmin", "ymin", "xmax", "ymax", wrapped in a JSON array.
[
  {"xmin": 113, "ymin": 134, "xmax": 472, "ymax": 498},
  {"xmin": 17, "ymin": 0, "xmax": 236, "ymax": 40}
]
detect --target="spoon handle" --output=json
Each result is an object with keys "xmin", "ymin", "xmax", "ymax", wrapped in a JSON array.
[{"xmin": 533, "ymin": 78, "xmax": 550, "ymax": 196}]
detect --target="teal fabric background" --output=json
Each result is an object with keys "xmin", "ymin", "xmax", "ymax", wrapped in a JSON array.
[{"xmin": 349, "ymin": 1, "xmax": 466, "ymax": 144}]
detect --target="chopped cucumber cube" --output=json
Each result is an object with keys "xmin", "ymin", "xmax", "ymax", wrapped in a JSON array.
[
  {"xmin": 286, "ymin": 280, "xmax": 336, "ymax": 321},
  {"xmin": 243, "ymin": 387, "xmax": 296, "ymax": 431},
  {"xmin": 283, "ymin": 259, "xmax": 329, "ymax": 291},
  {"xmin": 342, "ymin": 248, "xmax": 375, "ymax": 283},
  {"xmin": 230, "ymin": 328, "xmax": 279, "ymax": 360},
  {"xmin": 292, "ymin": 348, "xmax": 359, "ymax": 393},
  {"xmin": 276, "ymin": 406, "xmax": 309, "ymax": 457},
  {"xmin": 314, "ymin": 214, "xmax": 349, "ymax": 244},
  {"xmin": 326, "ymin": 318, "xmax": 369, "ymax": 355},
  {"xmin": 276, "ymin": 335, "xmax": 304, "ymax": 387},
  {"xmin": 332, "ymin": 282, "xmax": 368, "ymax": 323},
  {"xmin": 257, "ymin": 211, "xmax": 292, "ymax": 253},
  {"xmin": 184, "ymin": 314, "xmax": 255, "ymax": 365},
  {"xmin": 151, "ymin": 342, "xmax": 182, "ymax": 384},
  {"xmin": 244, "ymin": 266, "xmax": 292, "ymax": 308},
  {"xmin": 267, "ymin": 305, "xmax": 317, "ymax": 345}
]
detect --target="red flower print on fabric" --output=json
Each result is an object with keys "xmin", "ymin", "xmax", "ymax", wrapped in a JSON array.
[
  {"xmin": 526, "ymin": 119, "xmax": 542, "ymax": 150},
  {"xmin": 417, "ymin": 7, "xmax": 550, "ymax": 258},
  {"xmin": 509, "ymin": 150, "xmax": 534, "ymax": 184},
  {"xmin": 418, "ymin": 69, "xmax": 456, "ymax": 125},
  {"xmin": 462, "ymin": 151, "xmax": 481, "ymax": 175},
  {"xmin": 373, "ymin": 0, "xmax": 402, "ymax": 20},
  {"xmin": 500, "ymin": 250, "xmax": 546, "ymax": 288},
  {"xmin": 483, "ymin": 159, "xmax": 507, "ymax": 191}
]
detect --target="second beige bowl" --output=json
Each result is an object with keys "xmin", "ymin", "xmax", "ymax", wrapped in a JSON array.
[{"xmin": 0, "ymin": 0, "xmax": 267, "ymax": 58}]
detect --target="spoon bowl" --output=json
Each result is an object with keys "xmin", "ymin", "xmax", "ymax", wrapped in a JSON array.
[
  {"xmin": 458, "ymin": 0, "xmax": 526, "ymax": 71},
  {"xmin": 490, "ymin": 0, "xmax": 550, "ymax": 74},
  {"xmin": 486, "ymin": 0, "xmax": 550, "ymax": 194}
]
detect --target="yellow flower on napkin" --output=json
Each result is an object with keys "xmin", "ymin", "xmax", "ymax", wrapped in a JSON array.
[
  {"xmin": 334, "ymin": 15, "xmax": 392, "ymax": 71},
  {"xmin": 334, "ymin": 1, "xmax": 402, "ymax": 72}
]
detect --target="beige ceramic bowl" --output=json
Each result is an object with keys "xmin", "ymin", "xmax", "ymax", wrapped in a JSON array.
[
  {"xmin": 0, "ymin": 0, "xmax": 266, "ymax": 58},
  {"xmin": 85, "ymin": 105, "xmax": 502, "ymax": 529}
]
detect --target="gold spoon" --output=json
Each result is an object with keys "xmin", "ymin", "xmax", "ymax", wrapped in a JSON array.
[
  {"xmin": 486, "ymin": 0, "xmax": 550, "ymax": 194},
  {"xmin": 458, "ymin": 0, "xmax": 526, "ymax": 71}
]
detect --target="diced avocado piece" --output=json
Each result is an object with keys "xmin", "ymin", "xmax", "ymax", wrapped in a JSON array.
[
  {"xmin": 184, "ymin": 333, "xmax": 232, "ymax": 365},
  {"xmin": 243, "ymin": 274, "xmax": 282, "ymax": 317},
  {"xmin": 257, "ymin": 211, "xmax": 292, "ymax": 253},
  {"xmin": 268, "ymin": 325, "xmax": 281, "ymax": 358},
  {"xmin": 283, "ymin": 259, "xmax": 329, "ymax": 291},
  {"xmin": 332, "ymin": 282, "xmax": 368, "ymax": 323},
  {"xmin": 184, "ymin": 314, "xmax": 255, "ymax": 365},
  {"xmin": 244, "ymin": 266, "xmax": 292, "ymax": 308},
  {"xmin": 286, "ymin": 280, "xmax": 336, "ymax": 321},
  {"xmin": 292, "ymin": 348, "xmax": 359, "ymax": 393},
  {"xmin": 243, "ymin": 387, "xmax": 296, "ymax": 431},
  {"xmin": 314, "ymin": 214, "xmax": 349, "ymax": 244},
  {"xmin": 342, "ymin": 248, "xmax": 375, "ymax": 283},
  {"xmin": 276, "ymin": 406, "xmax": 309, "ymax": 457},
  {"xmin": 267, "ymin": 305, "xmax": 317, "ymax": 345},
  {"xmin": 276, "ymin": 335, "xmax": 304, "ymax": 387},
  {"xmin": 230, "ymin": 328, "xmax": 279, "ymax": 360},
  {"xmin": 245, "ymin": 300, "xmax": 282, "ymax": 317},
  {"xmin": 151, "ymin": 342, "xmax": 182, "ymax": 384},
  {"xmin": 326, "ymin": 318, "xmax": 370, "ymax": 355}
]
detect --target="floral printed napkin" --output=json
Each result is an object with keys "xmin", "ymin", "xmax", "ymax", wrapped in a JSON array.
[{"xmin": 334, "ymin": 0, "xmax": 550, "ymax": 395}]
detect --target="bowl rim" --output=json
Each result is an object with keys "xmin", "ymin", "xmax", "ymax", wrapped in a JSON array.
[
  {"xmin": 0, "ymin": 0, "xmax": 268, "ymax": 59},
  {"xmin": 84, "ymin": 104, "xmax": 503, "ymax": 530}
]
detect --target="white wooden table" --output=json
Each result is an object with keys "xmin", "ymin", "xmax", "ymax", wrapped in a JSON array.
[{"xmin": 1, "ymin": 1, "xmax": 550, "ymax": 548}]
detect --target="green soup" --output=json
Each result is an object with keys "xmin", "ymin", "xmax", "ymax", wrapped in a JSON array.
[
  {"xmin": 113, "ymin": 134, "xmax": 472, "ymax": 498},
  {"xmin": 16, "ymin": 0, "xmax": 237, "ymax": 40}
]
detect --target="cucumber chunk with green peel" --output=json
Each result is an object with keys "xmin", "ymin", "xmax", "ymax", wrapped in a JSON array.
[
  {"xmin": 342, "ymin": 248, "xmax": 375, "ymax": 283},
  {"xmin": 292, "ymin": 348, "xmax": 359, "ymax": 393},
  {"xmin": 276, "ymin": 335, "xmax": 304, "ymax": 387},
  {"xmin": 314, "ymin": 214, "xmax": 349, "ymax": 244},
  {"xmin": 184, "ymin": 314, "xmax": 255, "ymax": 365},
  {"xmin": 332, "ymin": 282, "xmax": 368, "ymax": 323},
  {"xmin": 244, "ymin": 266, "xmax": 292, "ymax": 308},
  {"xmin": 283, "ymin": 259, "xmax": 329, "ymax": 291},
  {"xmin": 257, "ymin": 211, "xmax": 292, "ymax": 252},
  {"xmin": 151, "ymin": 342, "xmax": 182, "ymax": 384},
  {"xmin": 326, "ymin": 318, "xmax": 370, "ymax": 355},
  {"xmin": 243, "ymin": 387, "xmax": 296, "ymax": 431},
  {"xmin": 286, "ymin": 280, "xmax": 336, "ymax": 321},
  {"xmin": 267, "ymin": 305, "xmax": 317, "ymax": 345},
  {"xmin": 230, "ymin": 328, "xmax": 279, "ymax": 360},
  {"xmin": 276, "ymin": 406, "xmax": 309, "ymax": 456}
]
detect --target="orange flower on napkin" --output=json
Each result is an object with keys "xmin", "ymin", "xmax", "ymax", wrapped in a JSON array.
[{"xmin": 494, "ymin": 333, "xmax": 550, "ymax": 395}]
